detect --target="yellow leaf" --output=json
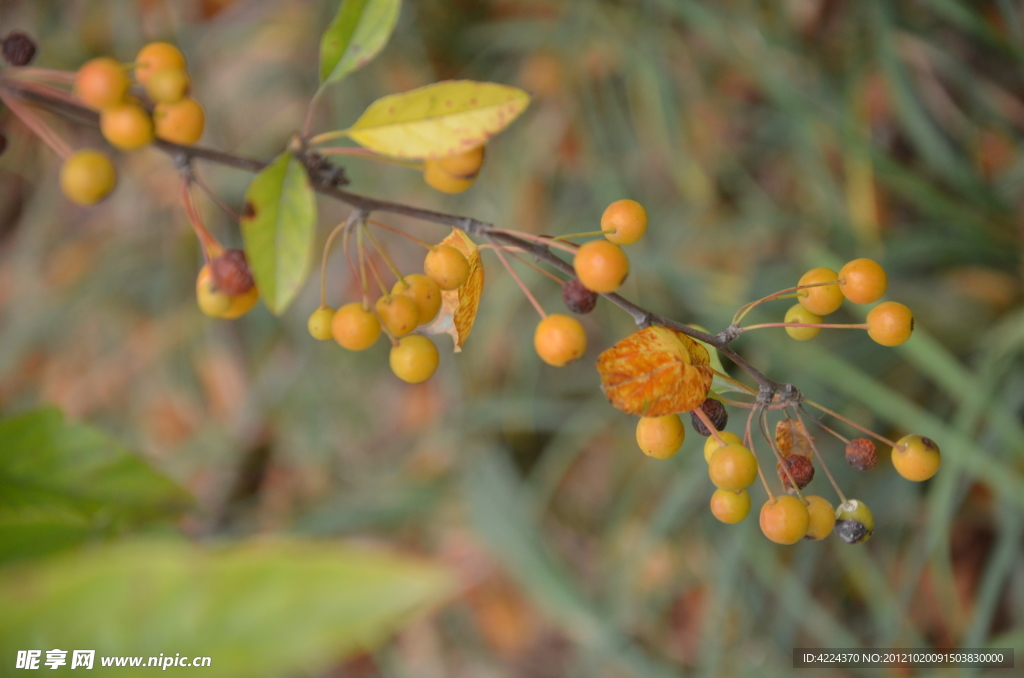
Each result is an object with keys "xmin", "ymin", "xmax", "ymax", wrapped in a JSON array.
[
  {"xmin": 346, "ymin": 81, "xmax": 530, "ymax": 159},
  {"xmin": 419, "ymin": 229, "xmax": 484, "ymax": 351},
  {"xmin": 597, "ymin": 326, "xmax": 713, "ymax": 417},
  {"xmin": 776, "ymin": 420, "xmax": 814, "ymax": 457}
]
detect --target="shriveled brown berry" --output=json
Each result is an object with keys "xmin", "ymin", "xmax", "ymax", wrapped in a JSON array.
[
  {"xmin": 2, "ymin": 32, "xmax": 37, "ymax": 66},
  {"xmin": 777, "ymin": 454, "xmax": 814, "ymax": 491},
  {"xmin": 690, "ymin": 398, "xmax": 729, "ymax": 436},
  {"xmin": 845, "ymin": 438, "xmax": 877, "ymax": 471},
  {"xmin": 210, "ymin": 249, "xmax": 254, "ymax": 295},
  {"xmin": 562, "ymin": 279, "xmax": 598, "ymax": 314}
]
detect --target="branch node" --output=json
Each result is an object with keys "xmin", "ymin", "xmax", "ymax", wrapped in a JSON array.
[{"xmin": 718, "ymin": 325, "xmax": 742, "ymax": 344}]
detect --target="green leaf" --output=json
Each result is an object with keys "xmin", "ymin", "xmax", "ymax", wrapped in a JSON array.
[
  {"xmin": 0, "ymin": 539, "xmax": 454, "ymax": 677},
  {"xmin": 0, "ymin": 408, "xmax": 191, "ymax": 564},
  {"xmin": 241, "ymin": 152, "xmax": 318, "ymax": 315},
  {"xmin": 320, "ymin": 0, "xmax": 401, "ymax": 85}
]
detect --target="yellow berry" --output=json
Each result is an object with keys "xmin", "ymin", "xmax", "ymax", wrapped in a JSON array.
[
  {"xmin": 533, "ymin": 313, "xmax": 587, "ymax": 367},
  {"xmin": 221, "ymin": 285, "xmax": 259, "ymax": 319},
  {"xmin": 867, "ymin": 301, "xmax": 914, "ymax": 347},
  {"xmin": 424, "ymin": 245, "xmax": 470, "ymax": 290},
  {"xmin": 834, "ymin": 499, "xmax": 874, "ymax": 544},
  {"xmin": 601, "ymin": 199, "xmax": 648, "ymax": 245},
  {"xmin": 154, "ymin": 98, "xmax": 205, "ymax": 146},
  {"xmin": 375, "ymin": 294, "xmax": 420, "ymax": 337},
  {"xmin": 436, "ymin": 146, "xmax": 485, "ymax": 178},
  {"xmin": 135, "ymin": 41, "xmax": 186, "ymax": 85},
  {"xmin": 392, "ymin": 274, "xmax": 442, "ymax": 325},
  {"xmin": 708, "ymin": 443, "xmax": 758, "ymax": 490},
  {"xmin": 308, "ymin": 306, "xmax": 335, "ymax": 341},
  {"xmin": 145, "ymin": 67, "xmax": 190, "ymax": 104},
  {"xmin": 573, "ymin": 240, "xmax": 630, "ymax": 294},
  {"xmin": 74, "ymin": 57, "xmax": 129, "ymax": 109},
  {"xmin": 803, "ymin": 495, "xmax": 835, "ymax": 541},
  {"xmin": 332, "ymin": 302, "xmax": 381, "ymax": 350},
  {"xmin": 891, "ymin": 434, "xmax": 941, "ymax": 481},
  {"xmin": 635, "ymin": 415, "xmax": 686, "ymax": 459},
  {"xmin": 797, "ymin": 267, "xmax": 844, "ymax": 316},
  {"xmin": 710, "ymin": 488, "xmax": 750, "ymax": 524},
  {"xmin": 703, "ymin": 430, "xmax": 743, "ymax": 463},
  {"xmin": 760, "ymin": 496, "xmax": 810, "ymax": 544},
  {"xmin": 60, "ymin": 149, "xmax": 117, "ymax": 206},
  {"xmin": 784, "ymin": 303, "xmax": 822, "ymax": 341},
  {"xmin": 424, "ymin": 160, "xmax": 476, "ymax": 193},
  {"xmin": 100, "ymin": 102, "xmax": 154, "ymax": 150},
  {"xmin": 389, "ymin": 334, "xmax": 439, "ymax": 384},
  {"xmin": 196, "ymin": 265, "xmax": 231, "ymax": 317},
  {"xmin": 838, "ymin": 258, "xmax": 887, "ymax": 304}
]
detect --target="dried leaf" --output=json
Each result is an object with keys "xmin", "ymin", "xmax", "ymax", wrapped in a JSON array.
[
  {"xmin": 776, "ymin": 419, "xmax": 814, "ymax": 457},
  {"xmin": 419, "ymin": 229, "xmax": 483, "ymax": 352},
  {"xmin": 597, "ymin": 326, "xmax": 713, "ymax": 417}
]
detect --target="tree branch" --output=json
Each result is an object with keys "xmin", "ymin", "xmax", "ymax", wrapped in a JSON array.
[{"xmin": 0, "ymin": 76, "xmax": 791, "ymax": 399}]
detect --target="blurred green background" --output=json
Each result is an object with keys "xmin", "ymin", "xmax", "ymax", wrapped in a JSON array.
[{"xmin": 1, "ymin": 0, "xmax": 1023, "ymax": 676}]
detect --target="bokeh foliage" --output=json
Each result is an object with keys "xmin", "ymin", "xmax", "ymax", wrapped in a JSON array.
[{"xmin": 1, "ymin": 0, "xmax": 1023, "ymax": 676}]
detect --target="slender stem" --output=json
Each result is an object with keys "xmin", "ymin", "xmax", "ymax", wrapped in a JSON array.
[
  {"xmin": 362, "ymin": 223, "xmax": 405, "ymax": 284},
  {"xmin": 0, "ymin": 91, "xmax": 73, "ymax": 159},
  {"xmin": 711, "ymin": 368, "xmax": 758, "ymax": 395},
  {"xmin": 357, "ymin": 226, "xmax": 370, "ymax": 308},
  {"xmin": 364, "ymin": 245, "xmax": 390, "ymax": 297},
  {"xmin": 732, "ymin": 280, "xmax": 842, "ymax": 326},
  {"xmin": 488, "ymin": 228, "xmax": 579, "ymax": 254},
  {"xmin": 368, "ymin": 219, "xmax": 432, "ymax": 249},
  {"xmin": 341, "ymin": 223, "xmax": 359, "ymax": 305},
  {"xmin": 802, "ymin": 413, "xmax": 851, "ymax": 444},
  {"xmin": 551, "ymin": 229, "xmax": 615, "ymax": 242},
  {"xmin": 746, "ymin": 405, "xmax": 775, "ymax": 502},
  {"xmin": 179, "ymin": 178, "xmax": 219, "ymax": 258},
  {"xmin": 739, "ymin": 322, "xmax": 868, "ymax": 332},
  {"xmin": 320, "ymin": 215, "xmax": 358, "ymax": 308},
  {"xmin": 485, "ymin": 246, "xmax": 566, "ymax": 285},
  {"xmin": 692, "ymin": 405, "xmax": 726, "ymax": 446},
  {"xmin": 9, "ymin": 67, "xmax": 77, "ymax": 84},
  {"xmin": 485, "ymin": 234, "xmax": 547, "ymax": 319},
  {"xmin": 793, "ymin": 406, "xmax": 848, "ymax": 505},
  {"xmin": 191, "ymin": 169, "xmax": 239, "ymax": 221},
  {"xmin": 760, "ymin": 408, "xmax": 806, "ymax": 503},
  {"xmin": 301, "ymin": 86, "xmax": 323, "ymax": 139},
  {"xmin": 802, "ymin": 398, "xmax": 899, "ymax": 448},
  {"xmin": 308, "ymin": 129, "xmax": 351, "ymax": 146}
]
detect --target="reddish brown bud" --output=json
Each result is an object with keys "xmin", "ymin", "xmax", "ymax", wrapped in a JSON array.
[
  {"xmin": 2, "ymin": 32, "xmax": 37, "ymax": 66},
  {"xmin": 777, "ymin": 454, "xmax": 814, "ymax": 491},
  {"xmin": 690, "ymin": 398, "xmax": 729, "ymax": 436},
  {"xmin": 210, "ymin": 249, "xmax": 254, "ymax": 295},
  {"xmin": 845, "ymin": 438, "xmax": 877, "ymax": 471},
  {"xmin": 562, "ymin": 278, "xmax": 598, "ymax": 314}
]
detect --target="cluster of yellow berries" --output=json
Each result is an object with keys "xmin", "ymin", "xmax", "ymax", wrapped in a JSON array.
[
  {"xmin": 423, "ymin": 146, "xmax": 485, "ymax": 194},
  {"xmin": 61, "ymin": 41, "xmax": 205, "ymax": 206},
  {"xmin": 533, "ymin": 199, "xmax": 648, "ymax": 367},
  {"xmin": 787, "ymin": 258, "xmax": 914, "ymax": 346},
  {"xmin": 306, "ymin": 243, "xmax": 472, "ymax": 384}
]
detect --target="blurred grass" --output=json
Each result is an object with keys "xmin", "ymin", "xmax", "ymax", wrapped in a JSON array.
[{"xmin": 1, "ymin": 0, "xmax": 1023, "ymax": 676}]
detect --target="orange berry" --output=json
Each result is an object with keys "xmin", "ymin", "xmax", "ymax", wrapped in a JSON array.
[
  {"xmin": 74, "ymin": 57, "xmax": 129, "ymax": 109},
  {"xmin": 332, "ymin": 302, "xmax": 381, "ymax": 350},
  {"xmin": 838, "ymin": 258, "xmax": 887, "ymax": 304},
  {"xmin": 144, "ymin": 67, "xmax": 190, "ymax": 104},
  {"xmin": 135, "ymin": 41, "xmax": 186, "ymax": 85},
  {"xmin": 803, "ymin": 495, "xmax": 835, "ymax": 541},
  {"xmin": 759, "ymin": 496, "xmax": 810, "ymax": 544},
  {"xmin": 196, "ymin": 265, "xmax": 231, "ymax": 317},
  {"xmin": 867, "ymin": 301, "xmax": 913, "ymax": 346},
  {"xmin": 635, "ymin": 415, "xmax": 686, "ymax": 459},
  {"xmin": 601, "ymin": 199, "xmax": 648, "ymax": 245},
  {"xmin": 221, "ymin": 285, "xmax": 259, "ymax": 319},
  {"xmin": 573, "ymin": 240, "xmax": 629, "ymax": 294},
  {"xmin": 891, "ymin": 434, "xmax": 941, "ymax": 481},
  {"xmin": 389, "ymin": 334, "xmax": 439, "ymax": 384},
  {"xmin": 375, "ymin": 294, "xmax": 420, "ymax": 337},
  {"xmin": 436, "ymin": 146, "xmax": 485, "ymax": 178},
  {"xmin": 392, "ymin": 274, "xmax": 442, "ymax": 325},
  {"xmin": 708, "ymin": 443, "xmax": 758, "ymax": 490},
  {"xmin": 100, "ymin": 102, "xmax": 154, "ymax": 150},
  {"xmin": 424, "ymin": 245, "xmax": 470, "ymax": 290},
  {"xmin": 308, "ymin": 306, "xmax": 335, "ymax": 341},
  {"xmin": 60, "ymin": 149, "xmax": 117, "ymax": 206},
  {"xmin": 154, "ymin": 98, "xmax": 205, "ymax": 145},
  {"xmin": 703, "ymin": 430, "xmax": 743, "ymax": 463},
  {"xmin": 533, "ymin": 313, "xmax": 587, "ymax": 366},
  {"xmin": 784, "ymin": 303, "xmax": 822, "ymax": 341},
  {"xmin": 423, "ymin": 161, "xmax": 476, "ymax": 193},
  {"xmin": 797, "ymin": 267, "xmax": 843, "ymax": 316},
  {"xmin": 710, "ymin": 488, "xmax": 751, "ymax": 524}
]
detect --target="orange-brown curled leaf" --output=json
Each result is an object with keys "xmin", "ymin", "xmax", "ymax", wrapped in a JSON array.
[
  {"xmin": 420, "ymin": 229, "xmax": 483, "ymax": 351},
  {"xmin": 597, "ymin": 326, "xmax": 713, "ymax": 417},
  {"xmin": 776, "ymin": 419, "xmax": 813, "ymax": 457}
]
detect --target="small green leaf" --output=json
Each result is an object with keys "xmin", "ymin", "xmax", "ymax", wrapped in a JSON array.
[
  {"xmin": 320, "ymin": 0, "xmax": 401, "ymax": 85},
  {"xmin": 0, "ymin": 539, "xmax": 454, "ymax": 677},
  {"xmin": 241, "ymin": 152, "xmax": 318, "ymax": 315},
  {"xmin": 0, "ymin": 408, "xmax": 191, "ymax": 564}
]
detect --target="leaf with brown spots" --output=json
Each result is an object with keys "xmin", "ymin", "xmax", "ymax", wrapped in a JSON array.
[
  {"xmin": 597, "ymin": 326, "xmax": 713, "ymax": 417},
  {"xmin": 419, "ymin": 229, "xmax": 483, "ymax": 352},
  {"xmin": 776, "ymin": 419, "xmax": 814, "ymax": 457}
]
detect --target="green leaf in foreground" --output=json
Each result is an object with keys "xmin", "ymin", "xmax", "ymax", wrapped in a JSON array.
[
  {"xmin": 0, "ymin": 539, "xmax": 454, "ymax": 677},
  {"xmin": 0, "ymin": 408, "xmax": 191, "ymax": 564},
  {"xmin": 320, "ymin": 0, "xmax": 401, "ymax": 85},
  {"xmin": 241, "ymin": 152, "xmax": 317, "ymax": 315}
]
